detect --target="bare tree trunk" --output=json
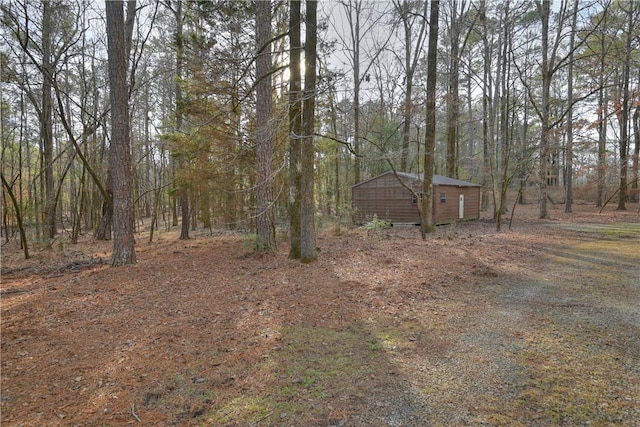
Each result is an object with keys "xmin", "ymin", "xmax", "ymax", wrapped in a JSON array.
[
  {"xmin": 289, "ymin": 0, "xmax": 302, "ymax": 259},
  {"xmin": 106, "ymin": 0, "xmax": 136, "ymax": 266},
  {"xmin": 353, "ymin": 8, "xmax": 362, "ymax": 185},
  {"xmin": 537, "ymin": 0, "xmax": 551, "ymax": 219},
  {"xmin": 341, "ymin": 0, "xmax": 363, "ymax": 184},
  {"xmin": 95, "ymin": 2, "xmax": 136, "ymax": 241},
  {"xmin": 95, "ymin": 171, "xmax": 113, "ymax": 240},
  {"xmin": 255, "ymin": 0, "xmax": 276, "ymax": 252},
  {"xmin": 71, "ymin": 160, "xmax": 86, "ymax": 244},
  {"xmin": 632, "ymin": 104, "xmax": 639, "ymax": 203},
  {"xmin": 1, "ymin": 173, "xmax": 29, "ymax": 259},
  {"xmin": 478, "ymin": 0, "xmax": 493, "ymax": 212},
  {"xmin": 616, "ymin": 1, "xmax": 634, "ymax": 211},
  {"xmin": 401, "ymin": 10, "xmax": 412, "ymax": 173},
  {"xmin": 170, "ymin": 1, "xmax": 189, "ymax": 239},
  {"xmin": 565, "ymin": 0, "xmax": 578, "ymax": 213},
  {"xmin": 421, "ymin": 0, "xmax": 439, "ymax": 239},
  {"xmin": 19, "ymin": 90, "xmax": 27, "ymax": 229},
  {"xmin": 227, "ymin": 97, "xmax": 240, "ymax": 230},
  {"xmin": 466, "ymin": 50, "xmax": 475, "ymax": 178},
  {"xmin": 395, "ymin": 0, "xmax": 427, "ymax": 173},
  {"xmin": 519, "ymin": 97, "xmax": 530, "ymax": 205},
  {"xmin": 301, "ymin": 0, "xmax": 317, "ymax": 262},
  {"xmin": 595, "ymin": 5, "xmax": 610, "ymax": 208},
  {"xmin": 596, "ymin": 66, "xmax": 607, "ymax": 207},
  {"xmin": 42, "ymin": 0, "xmax": 56, "ymax": 240},
  {"xmin": 446, "ymin": 0, "xmax": 460, "ymax": 178},
  {"xmin": 327, "ymin": 82, "xmax": 341, "ymax": 213},
  {"xmin": 495, "ymin": 11, "xmax": 511, "ymax": 232},
  {"xmin": 171, "ymin": 173, "xmax": 178, "ymax": 227},
  {"xmin": 144, "ymin": 81, "xmax": 152, "ymax": 218}
]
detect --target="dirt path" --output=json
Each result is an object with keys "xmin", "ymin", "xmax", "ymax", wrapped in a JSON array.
[{"xmin": 1, "ymin": 205, "xmax": 639, "ymax": 426}]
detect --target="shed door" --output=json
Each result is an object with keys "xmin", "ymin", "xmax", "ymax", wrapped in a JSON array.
[{"xmin": 459, "ymin": 194, "xmax": 465, "ymax": 219}]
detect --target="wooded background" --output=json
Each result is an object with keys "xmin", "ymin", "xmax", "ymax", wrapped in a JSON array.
[{"xmin": 1, "ymin": 0, "xmax": 638, "ymax": 260}]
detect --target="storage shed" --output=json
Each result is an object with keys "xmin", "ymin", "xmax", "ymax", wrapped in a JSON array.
[{"xmin": 352, "ymin": 171, "xmax": 482, "ymax": 225}]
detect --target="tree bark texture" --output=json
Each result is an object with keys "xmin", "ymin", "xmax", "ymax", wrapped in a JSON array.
[
  {"xmin": 616, "ymin": 1, "xmax": 634, "ymax": 211},
  {"xmin": 565, "ymin": 0, "xmax": 578, "ymax": 213},
  {"xmin": 596, "ymin": 63, "xmax": 607, "ymax": 208},
  {"xmin": 401, "ymin": 12, "xmax": 412, "ymax": 173},
  {"xmin": 173, "ymin": 1, "xmax": 190, "ymax": 239},
  {"xmin": 41, "ymin": 0, "xmax": 56, "ymax": 240},
  {"xmin": 495, "ymin": 3, "xmax": 510, "ymax": 231},
  {"xmin": 446, "ymin": 1, "xmax": 460, "ymax": 179},
  {"xmin": 288, "ymin": 0, "xmax": 302, "ymax": 259},
  {"xmin": 300, "ymin": 0, "xmax": 317, "ymax": 262},
  {"xmin": 345, "ymin": 0, "xmax": 362, "ymax": 185},
  {"xmin": 396, "ymin": 0, "xmax": 427, "ymax": 173},
  {"xmin": 537, "ymin": 0, "xmax": 551, "ymax": 219},
  {"xmin": 479, "ymin": 0, "xmax": 490, "ymax": 212},
  {"xmin": 106, "ymin": 0, "xmax": 136, "ymax": 266},
  {"xmin": 421, "ymin": 0, "xmax": 439, "ymax": 239},
  {"xmin": 632, "ymin": 105, "xmax": 639, "ymax": 203},
  {"xmin": 94, "ymin": 173, "xmax": 113, "ymax": 240},
  {"xmin": 1, "ymin": 173, "xmax": 30, "ymax": 259},
  {"xmin": 255, "ymin": 0, "xmax": 276, "ymax": 252}
]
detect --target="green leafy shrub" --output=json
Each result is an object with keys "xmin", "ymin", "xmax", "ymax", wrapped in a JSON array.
[{"xmin": 359, "ymin": 214, "xmax": 391, "ymax": 231}]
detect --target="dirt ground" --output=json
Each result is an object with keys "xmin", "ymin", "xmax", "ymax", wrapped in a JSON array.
[{"xmin": 1, "ymin": 202, "xmax": 639, "ymax": 426}]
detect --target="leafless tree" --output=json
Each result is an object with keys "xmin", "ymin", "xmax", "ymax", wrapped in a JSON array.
[{"xmin": 392, "ymin": 0, "xmax": 428, "ymax": 173}]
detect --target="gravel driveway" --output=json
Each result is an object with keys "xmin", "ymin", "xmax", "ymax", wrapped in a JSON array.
[{"xmin": 359, "ymin": 222, "xmax": 640, "ymax": 426}]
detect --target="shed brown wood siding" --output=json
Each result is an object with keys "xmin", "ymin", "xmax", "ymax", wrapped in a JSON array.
[
  {"xmin": 352, "ymin": 172, "xmax": 421, "ymax": 223},
  {"xmin": 352, "ymin": 171, "xmax": 481, "ymax": 225},
  {"xmin": 432, "ymin": 185, "xmax": 481, "ymax": 224}
]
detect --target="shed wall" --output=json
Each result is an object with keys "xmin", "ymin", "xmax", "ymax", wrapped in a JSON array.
[
  {"xmin": 352, "ymin": 173, "xmax": 421, "ymax": 224},
  {"xmin": 352, "ymin": 172, "xmax": 481, "ymax": 225},
  {"xmin": 433, "ymin": 185, "xmax": 481, "ymax": 223}
]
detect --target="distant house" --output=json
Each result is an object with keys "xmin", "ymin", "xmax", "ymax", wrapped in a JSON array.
[{"xmin": 352, "ymin": 171, "xmax": 482, "ymax": 225}]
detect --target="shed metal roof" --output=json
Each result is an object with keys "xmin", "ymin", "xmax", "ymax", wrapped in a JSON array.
[{"xmin": 353, "ymin": 171, "xmax": 482, "ymax": 188}]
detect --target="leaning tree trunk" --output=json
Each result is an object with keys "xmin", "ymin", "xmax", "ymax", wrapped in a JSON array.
[{"xmin": 1, "ymin": 173, "xmax": 29, "ymax": 259}]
